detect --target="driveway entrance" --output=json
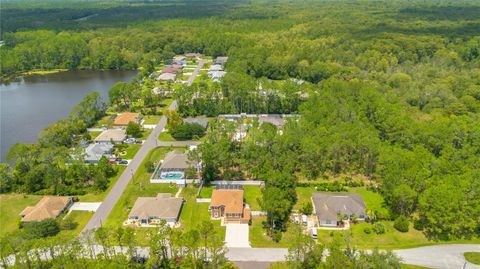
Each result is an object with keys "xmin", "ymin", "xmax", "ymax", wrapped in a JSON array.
[{"xmin": 225, "ymin": 224, "xmax": 250, "ymax": 248}]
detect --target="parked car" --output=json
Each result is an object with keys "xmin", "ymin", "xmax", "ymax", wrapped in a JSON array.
[
  {"xmin": 302, "ymin": 215, "xmax": 308, "ymax": 225},
  {"xmin": 311, "ymin": 227, "xmax": 317, "ymax": 239},
  {"xmin": 135, "ymin": 140, "xmax": 143, "ymax": 144},
  {"xmin": 124, "ymin": 138, "xmax": 136, "ymax": 144},
  {"xmin": 119, "ymin": 160, "xmax": 128, "ymax": 165}
]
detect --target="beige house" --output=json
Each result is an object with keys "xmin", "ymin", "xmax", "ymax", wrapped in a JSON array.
[
  {"xmin": 126, "ymin": 193, "xmax": 183, "ymax": 227},
  {"xmin": 94, "ymin": 129, "xmax": 127, "ymax": 143},
  {"xmin": 209, "ymin": 188, "xmax": 251, "ymax": 225},
  {"xmin": 113, "ymin": 112, "xmax": 141, "ymax": 127},
  {"xmin": 20, "ymin": 196, "xmax": 73, "ymax": 222},
  {"xmin": 312, "ymin": 192, "xmax": 367, "ymax": 227}
]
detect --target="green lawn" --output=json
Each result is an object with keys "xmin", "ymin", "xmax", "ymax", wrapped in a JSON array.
[
  {"xmin": 159, "ymin": 131, "xmax": 176, "ymax": 141},
  {"xmin": 120, "ymin": 144, "xmax": 141, "ymax": 160},
  {"xmin": 143, "ymin": 115, "xmax": 162, "ymax": 125},
  {"xmin": 0, "ymin": 194, "xmax": 93, "ymax": 240},
  {"xmin": 78, "ymin": 166, "xmax": 126, "ymax": 202},
  {"xmin": 244, "ymin": 186, "xmax": 262, "ymax": 211},
  {"xmin": 88, "ymin": 131, "xmax": 102, "ymax": 139},
  {"xmin": 250, "ymin": 216, "xmax": 295, "ymax": 248},
  {"xmin": 179, "ymin": 185, "xmax": 225, "ymax": 239},
  {"xmin": 139, "ymin": 128, "xmax": 152, "ymax": 140},
  {"xmin": 103, "ymin": 147, "xmax": 185, "ymax": 245},
  {"xmin": 465, "ymin": 252, "xmax": 480, "ymax": 265},
  {"xmin": 198, "ymin": 186, "xmax": 214, "ymax": 198},
  {"xmin": 0, "ymin": 194, "xmax": 43, "ymax": 238}
]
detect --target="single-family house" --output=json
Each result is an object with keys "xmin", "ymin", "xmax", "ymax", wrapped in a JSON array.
[
  {"xmin": 208, "ymin": 64, "xmax": 223, "ymax": 72},
  {"xmin": 161, "ymin": 66, "xmax": 182, "ymax": 75},
  {"xmin": 20, "ymin": 196, "xmax": 73, "ymax": 222},
  {"xmin": 258, "ymin": 115, "xmax": 286, "ymax": 129},
  {"xmin": 183, "ymin": 117, "xmax": 209, "ymax": 129},
  {"xmin": 215, "ymin": 56, "xmax": 228, "ymax": 65},
  {"xmin": 157, "ymin": 150, "xmax": 197, "ymax": 180},
  {"xmin": 185, "ymin": 52, "xmax": 201, "ymax": 59},
  {"xmin": 127, "ymin": 193, "xmax": 183, "ymax": 227},
  {"xmin": 312, "ymin": 192, "xmax": 366, "ymax": 227},
  {"xmin": 84, "ymin": 143, "xmax": 114, "ymax": 163},
  {"xmin": 209, "ymin": 186, "xmax": 251, "ymax": 224},
  {"xmin": 158, "ymin": 73, "xmax": 177, "ymax": 81},
  {"xmin": 113, "ymin": 112, "xmax": 142, "ymax": 127},
  {"xmin": 94, "ymin": 129, "xmax": 127, "ymax": 144},
  {"xmin": 173, "ymin": 55, "xmax": 187, "ymax": 66},
  {"xmin": 210, "ymin": 71, "xmax": 226, "ymax": 82}
]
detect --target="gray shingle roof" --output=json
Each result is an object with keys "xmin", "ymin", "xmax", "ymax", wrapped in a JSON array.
[
  {"xmin": 128, "ymin": 193, "xmax": 183, "ymax": 219},
  {"xmin": 85, "ymin": 143, "xmax": 113, "ymax": 162},
  {"xmin": 312, "ymin": 192, "xmax": 366, "ymax": 221},
  {"xmin": 160, "ymin": 150, "xmax": 195, "ymax": 170}
]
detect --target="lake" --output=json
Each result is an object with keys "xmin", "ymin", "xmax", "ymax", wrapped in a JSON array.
[{"xmin": 0, "ymin": 70, "xmax": 137, "ymax": 162}]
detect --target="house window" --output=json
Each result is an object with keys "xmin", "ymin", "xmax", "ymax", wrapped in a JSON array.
[{"xmin": 325, "ymin": 220, "xmax": 331, "ymax": 224}]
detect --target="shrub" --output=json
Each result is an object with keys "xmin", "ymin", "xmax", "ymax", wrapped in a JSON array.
[
  {"xmin": 364, "ymin": 227, "xmax": 372, "ymax": 234},
  {"xmin": 144, "ymin": 160, "xmax": 155, "ymax": 173},
  {"xmin": 61, "ymin": 217, "xmax": 78, "ymax": 230},
  {"xmin": 126, "ymin": 122, "xmax": 142, "ymax": 138},
  {"xmin": 373, "ymin": 222, "xmax": 385, "ymax": 234},
  {"xmin": 171, "ymin": 123, "xmax": 205, "ymax": 140},
  {"xmin": 24, "ymin": 219, "xmax": 60, "ymax": 238},
  {"xmin": 300, "ymin": 202, "xmax": 313, "ymax": 215},
  {"xmin": 394, "ymin": 216, "xmax": 409, "ymax": 233}
]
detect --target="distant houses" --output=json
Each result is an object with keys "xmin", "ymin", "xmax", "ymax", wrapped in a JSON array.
[
  {"xmin": 126, "ymin": 193, "xmax": 184, "ymax": 227},
  {"xmin": 312, "ymin": 192, "xmax": 366, "ymax": 227},
  {"xmin": 214, "ymin": 56, "xmax": 228, "ymax": 65},
  {"xmin": 20, "ymin": 196, "xmax": 73, "ymax": 222},
  {"xmin": 208, "ymin": 57, "xmax": 228, "ymax": 82}
]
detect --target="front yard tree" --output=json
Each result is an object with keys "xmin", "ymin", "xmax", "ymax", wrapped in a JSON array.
[
  {"xmin": 126, "ymin": 121, "xmax": 142, "ymax": 138},
  {"xmin": 287, "ymin": 224, "xmax": 324, "ymax": 269}
]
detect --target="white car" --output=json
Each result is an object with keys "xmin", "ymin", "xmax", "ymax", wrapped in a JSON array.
[
  {"xmin": 302, "ymin": 215, "xmax": 308, "ymax": 225},
  {"xmin": 293, "ymin": 213, "xmax": 300, "ymax": 223}
]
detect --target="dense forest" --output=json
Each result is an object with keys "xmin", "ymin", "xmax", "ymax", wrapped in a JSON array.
[{"xmin": 1, "ymin": 0, "xmax": 480, "ymax": 250}]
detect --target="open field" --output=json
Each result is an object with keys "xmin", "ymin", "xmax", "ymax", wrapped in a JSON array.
[{"xmin": 0, "ymin": 194, "xmax": 43, "ymax": 238}]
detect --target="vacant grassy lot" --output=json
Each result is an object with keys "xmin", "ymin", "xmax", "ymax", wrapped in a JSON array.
[
  {"xmin": 103, "ymin": 147, "xmax": 185, "ymax": 244},
  {"xmin": 465, "ymin": 252, "xmax": 480, "ymax": 265},
  {"xmin": 0, "ymin": 194, "xmax": 43, "ymax": 237},
  {"xmin": 143, "ymin": 115, "xmax": 162, "ymax": 125},
  {"xmin": 159, "ymin": 131, "xmax": 176, "ymax": 141},
  {"xmin": 250, "ymin": 216, "xmax": 295, "ymax": 248}
]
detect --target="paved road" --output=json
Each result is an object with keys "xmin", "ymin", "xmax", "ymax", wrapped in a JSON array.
[
  {"xmin": 82, "ymin": 101, "xmax": 177, "ymax": 232},
  {"xmin": 227, "ymin": 244, "xmax": 480, "ymax": 268},
  {"xmin": 186, "ymin": 59, "xmax": 208, "ymax": 86},
  {"xmin": 395, "ymin": 244, "xmax": 480, "ymax": 269}
]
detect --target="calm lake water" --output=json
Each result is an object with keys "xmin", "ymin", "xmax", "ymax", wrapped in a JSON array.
[{"xmin": 0, "ymin": 70, "xmax": 137, "ymax": 162}]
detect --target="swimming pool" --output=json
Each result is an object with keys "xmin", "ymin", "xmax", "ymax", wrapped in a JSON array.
[{"xmin": 160, "ymin": 172, "xmax": 184, "ymax": 179}]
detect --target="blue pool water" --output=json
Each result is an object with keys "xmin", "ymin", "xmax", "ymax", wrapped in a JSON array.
[{"xmin": 162, "ymin": 172, "xmax": 184, "ymax": 179}]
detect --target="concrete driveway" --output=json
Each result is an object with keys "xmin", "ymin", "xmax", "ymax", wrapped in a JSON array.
[
  {"xmin": 225, "ymin": 224, "xmax": 250, "ymax": 248},
  {"xmin": 69, "ymin": 202, "xmax": 102, "ymax": 212}
]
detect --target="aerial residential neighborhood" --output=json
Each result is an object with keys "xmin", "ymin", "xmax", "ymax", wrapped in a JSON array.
[{"xmin": 1, "ymin": 1, "xmax": 480, "ymax": 269}]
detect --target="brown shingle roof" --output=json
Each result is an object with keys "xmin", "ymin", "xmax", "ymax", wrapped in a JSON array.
[
  {"xmin": 114, "ymin": 112, "xmax": 140, "ymax": 126},
  {"xmin": 94, "ymin": 129, "xmax": 127, "ymax": 143},
  {"xmin": 210, "ymin": 189, "xmax": 244, "ymax": 214},
  {"xmin": 20, "ymin": 196, "xmax": 72, "ymax": 222}
]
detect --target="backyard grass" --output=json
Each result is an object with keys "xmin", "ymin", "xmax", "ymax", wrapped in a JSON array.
[
  {"xmin": 143, "ymin": 115, "xmax": 162, "ymax": 125},
  {"xmin": 103, "ymin": 147, "xmax": 185, "ymax": 245},
  {"xmin": 198, "ymin": 185, "xmax": 214, "ymax": 198},
  {"xmin": 244, "ymin": 186, "xmax": 262, "ymax": 211},
  {"xmin": 0, "ymin": 194, "xmax": 43, "ymax": 238},
  {"xmin": 179, "ymin": 185, "xmax": 225, "ymax": 239},
  {"xmin": 464, "ymin": 252, "xmax": 480, "ymax": 265},
  {"xmin": 78, "ymin": 166, "xmax": 126, "ymax": 202}
]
